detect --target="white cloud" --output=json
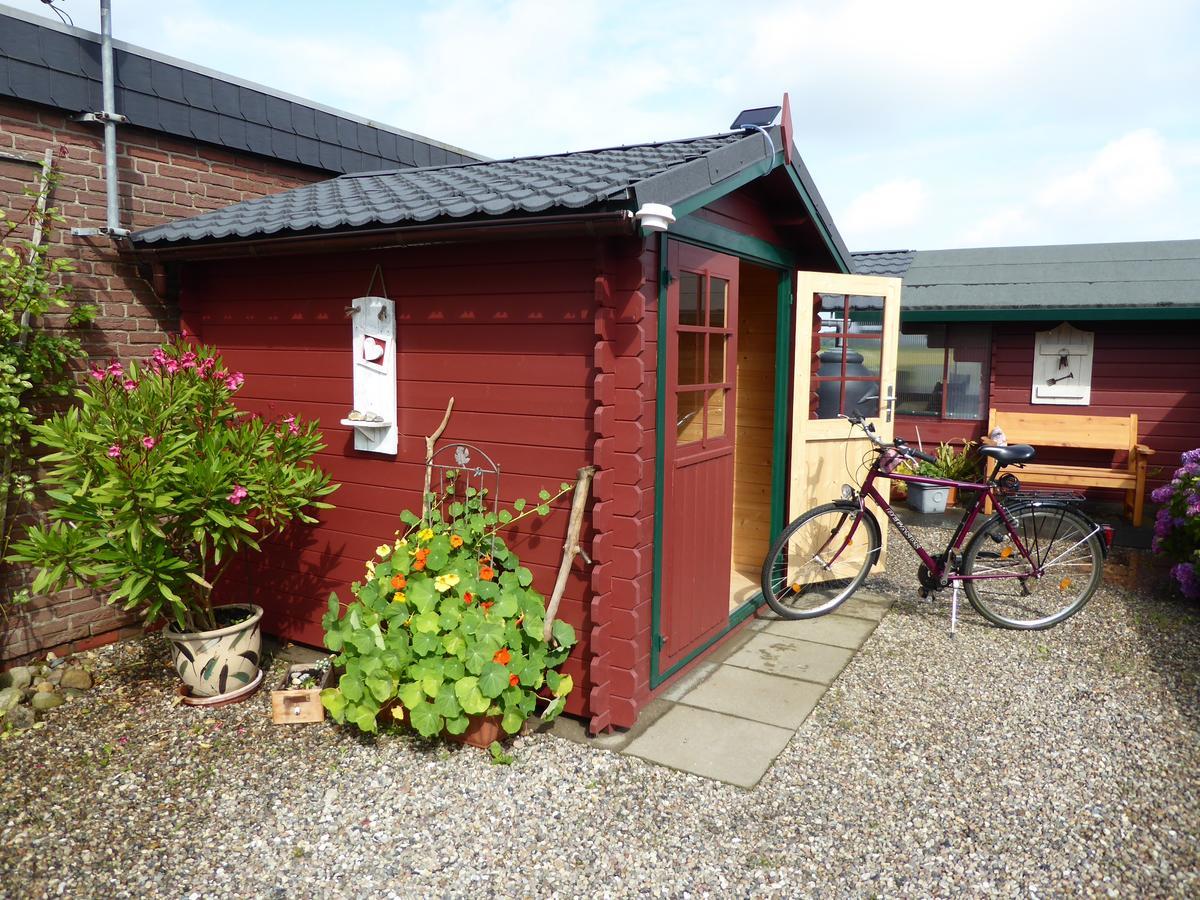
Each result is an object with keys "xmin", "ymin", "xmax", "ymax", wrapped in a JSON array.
[
  {"xmin": 960, "ymin": 129, "xmax": 1181, "ymax": 245},
  {"xmin": 839, "ymin": 178, "xmax": 928, "ymax": 248}
]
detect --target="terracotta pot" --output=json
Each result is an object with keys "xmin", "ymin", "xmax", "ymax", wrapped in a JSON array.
[
  {"xmin": 447, "ymin": 714, "xmax": 507, "ymax": 749},
  {"xmin": 164, "ymin": 603, "xmax": 263, "ymax": 698}
]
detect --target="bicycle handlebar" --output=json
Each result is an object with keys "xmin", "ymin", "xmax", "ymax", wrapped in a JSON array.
[{"xmin": 841, "ymin": 413, "xmax": 937, "ymax": 464}]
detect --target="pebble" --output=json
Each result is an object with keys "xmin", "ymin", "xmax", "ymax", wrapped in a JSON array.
[
  {"xmin": 0, "ymin": 666, "xmax": 33, "ymax": 691},
  {"xmin": 0, "ymin": 686, "xmax": 21, "ymax": 712},
  {"xmin": 30, "ymin": 691, "xmax": 65, "ymax": 711},
  {"xmin": 60, "ymin": 668, "xmax": 93, "ymax": 691},
  {"xmin": 0, "ymin": 529, "xmax": 1196, "ymax": 898}
]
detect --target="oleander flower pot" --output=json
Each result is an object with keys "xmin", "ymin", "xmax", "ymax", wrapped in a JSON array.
[
  {"xmin": 907, "ymin": 483, "xmax": 949, "ymax": 514},
  {"xmin": 165, "ymin": 603, "xmax": 264, "ymax": 698}
]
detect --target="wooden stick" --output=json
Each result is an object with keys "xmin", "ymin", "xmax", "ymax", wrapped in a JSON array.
[
  {"xmin": 544, "ymin": 466, "xmax": 595, "ymax": 643},
  {"xmin": 421, "ymin": 397, "xmax": 454, "ymax": 519}
]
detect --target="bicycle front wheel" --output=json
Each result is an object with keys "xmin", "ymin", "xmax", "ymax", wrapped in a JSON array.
[
  {"xmin": 961, "ymin": 506, "xmax": 1103, "ymax": 629},
  {"xmin": 761, "ymin": 502, "xmax": 881, "ymax": 619}
]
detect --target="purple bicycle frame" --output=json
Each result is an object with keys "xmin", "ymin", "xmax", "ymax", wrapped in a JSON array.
[{"xmin": 853, "ymin": 466, "xmax": 1040, "ymax": 584}]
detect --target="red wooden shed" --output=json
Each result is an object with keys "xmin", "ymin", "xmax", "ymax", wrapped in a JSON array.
[{"xmin": 130, "ymin": 107, "xmax": 891, "ymax": 732}]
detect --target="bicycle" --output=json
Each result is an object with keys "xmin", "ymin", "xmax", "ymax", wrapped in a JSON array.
[{"xmin": 761, "ymin": 413, "xmax": 1114, "ymax": 632}]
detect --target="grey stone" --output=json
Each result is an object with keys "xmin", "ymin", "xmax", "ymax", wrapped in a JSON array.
[
  {"xmin": 35, "ymin": 681, "xmax": 56, "ymax": 693},
  {"xmin": 0, "ymin": 686, "xmax": 22, "ymax": 712},
  {"xmin": 60, "ymin": 668, "xmax": 94, "ymax": 691},
  {"xmin": 759, "ymin": 613, "xmax": 880, "ymax": 649},
  {"xmin": 6, "ymin": 705, "xmax": 35, "ymax": 729},
  {"xmin": 46, "ymin": 668, "xmax": 64, "ymax": 686},
  {"xmin": 31, "ymin": 690, "xmax": 65, "ymax": 711},
  {"xmin": 63, "ymin": 688, "xmax": 88, "ymax": 700},
  {"xmin": 0, "ymin": 666, "xmax": 33, "ymax": 690}
]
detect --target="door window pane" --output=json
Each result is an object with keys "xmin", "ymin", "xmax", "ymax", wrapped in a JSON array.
[
  {"xmin": 676, "ymin": 391, "xmax": 705, "ymax": 444},
  {"xmin": 677, "ymin": 331, "xmax": 705, "ymax": 386},
  {"xmin": 707, "ymin": 334, "xmax": 727, "ymax": 384},
  {"xmin": 706, "ymin": 389, "xmax": 727, "ymax": 439},
  {"xmin": 708, "ymin": 277, "xmax": 728, "ymax": 327},
  {"xmin": 812, "ymin": 293, "xmax": 884, "ymax": 419},
  {"xmin": 679, "ymin": 272, "xmax": 701, "ymax": 326}
]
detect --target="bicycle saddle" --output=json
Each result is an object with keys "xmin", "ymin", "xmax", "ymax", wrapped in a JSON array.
[{"xmin": 979, "ymin": 444, "xmax": 1036, "ymax": 466}]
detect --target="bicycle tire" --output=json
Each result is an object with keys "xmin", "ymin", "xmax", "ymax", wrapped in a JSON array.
[
  {"xmin": 961, "ymin": 505, "xmax": 1103, "ymax": 629},
  {"xmin": 761, "ymin": 502, "xmax": 882, "ymax": 619}
]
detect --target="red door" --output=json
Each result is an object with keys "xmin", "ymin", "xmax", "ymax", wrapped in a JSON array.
[{"xmin": 659, "ymin": 242, "xmax": 740, "ymax": 672}]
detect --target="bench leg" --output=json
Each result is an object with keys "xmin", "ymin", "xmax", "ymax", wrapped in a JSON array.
[
  {"xmin": 983, "ymin": 492, "xmax": 993, "ymax": 516},
  {"xmin": 1132, "ymin": 462, "xmax": 1147, "ymax": 528}
]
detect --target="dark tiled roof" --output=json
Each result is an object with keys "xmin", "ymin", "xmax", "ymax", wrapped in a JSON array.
[
  {"xmin": 132, "ymin": 132, "xmax": 772, "ymax": 245},
  {"xmin": 851, "ymin": 249, "xmax": 916, "ymax": 276},
  {"xmin": 900, "ymin": 240, "xmax": 1200, "ymax": 312},
  {"xmin": 0, "ymin": 5, "xmax": 479, "ymax": 173}
]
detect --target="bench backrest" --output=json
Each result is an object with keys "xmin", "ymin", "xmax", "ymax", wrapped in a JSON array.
[{"xmin": 987, "ymin": 409, "xmax": 1138, "ymax": 453}]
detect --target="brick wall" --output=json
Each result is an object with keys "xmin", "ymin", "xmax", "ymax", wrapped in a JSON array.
[{"xmin": 0, "ymin": 95, "xmax": 329, "ymax": 664}]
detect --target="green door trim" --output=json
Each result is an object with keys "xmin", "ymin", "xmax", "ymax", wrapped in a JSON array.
[{"xmin": 649, "ymin": 235, "xmax": 794, "ymax": 688}]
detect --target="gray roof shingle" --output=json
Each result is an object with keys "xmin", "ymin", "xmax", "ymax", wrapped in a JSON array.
[
  {"xmin": 131, "ymin": 132, "xmax": 791, "ymax": 246},
  {"xmin": 0, "ymin": 5, "xmax": 480, "ymax": 174},
  {"xmin": 854, "ymin": 241, "xmax": 1200, "ymax": 313}
]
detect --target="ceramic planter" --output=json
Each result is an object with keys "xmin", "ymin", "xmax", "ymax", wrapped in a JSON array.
[{"xmin": 165, "ymin": 603, "xmax": 263, "ymax": 698}]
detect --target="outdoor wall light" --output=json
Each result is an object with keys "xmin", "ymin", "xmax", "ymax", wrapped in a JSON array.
[{"xmin": 635, "ymin": 202, "xmax": 676, "ymax": 233}]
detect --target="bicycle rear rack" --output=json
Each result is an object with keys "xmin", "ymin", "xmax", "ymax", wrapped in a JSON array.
[{"xmin": 1001, "ymin": 489, "xmax": 1086, "ymax": 506}]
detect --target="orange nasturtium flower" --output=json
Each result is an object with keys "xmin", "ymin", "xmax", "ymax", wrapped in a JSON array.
[
  {"xmin": 450, "ymin": 534, "xmax": 463, "ymax": 549},
  {"xmin": 412, "ymin": 559, "xmax": 426, "ymax": 572},
  {"xmin": 391, "ymin": 574, "xmax": 406, "ymax": 590},
  {"xmin": 493, "ymin": 647, "xmax": 511, "ymax": 665},
  {"xmin": 481, "ymin": 601, "xmax": 494, "ymax": 612},
  {"xmin": 509, "ymin": 673, "xmax": 520, "ymax": 687},
  {"xmin": 463, "ymin": 592, "xmax": 474, "ymax": 605},
  {"xmin": 479, "ymin": 565, "xmax": 495, "ymax": 581},
  {"xmin": 414, "ymin": 548, "xmax": 430, "ymax": 561}
]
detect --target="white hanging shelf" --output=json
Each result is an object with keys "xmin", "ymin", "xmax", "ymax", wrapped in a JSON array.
[{"xmin": 340, "ymin": 418, "xmax": 393, "ymax": 430}]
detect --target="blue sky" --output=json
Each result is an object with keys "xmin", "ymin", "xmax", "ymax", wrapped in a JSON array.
[{"xmin": 10, "ymin": 0, "xmax": 1200, "ymax": 251}]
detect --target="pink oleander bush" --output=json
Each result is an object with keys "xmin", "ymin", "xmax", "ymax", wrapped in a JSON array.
[
  {"xmin": 1150, "ymin": 448, "xmax": 1200, "ymax": 600},
  {"xmin": 7, "ymin": 340, "xmax": 338, "ymax": 630}
]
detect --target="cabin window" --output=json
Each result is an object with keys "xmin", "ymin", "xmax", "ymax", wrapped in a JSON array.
[{"xmin": 896, "ymin": 324, "xmax": 989, "ymax": 420}]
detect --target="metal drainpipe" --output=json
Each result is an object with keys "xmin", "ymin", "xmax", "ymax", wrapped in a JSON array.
[{"xmin": 71, "ymin": 0, "xmax": 130, "ymax": 238}]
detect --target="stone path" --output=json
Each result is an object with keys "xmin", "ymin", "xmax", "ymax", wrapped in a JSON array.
[{"xmin": 552, "ymin": 589, "xmax": 893, "ymax": 788}]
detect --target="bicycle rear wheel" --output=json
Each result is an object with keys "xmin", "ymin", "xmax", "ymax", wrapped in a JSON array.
[
  {"xmin": 761, "ymin": 502, "xmax": 881, "ymax": 619},
  {"xmin": 961, "ymin": 505, "xmax": 1103, "ymax": 629}
]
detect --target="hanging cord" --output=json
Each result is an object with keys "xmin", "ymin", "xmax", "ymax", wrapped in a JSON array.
[
  {"xmin": 365, "ymin": 263, "xmax": 389, "ymax": 299},
  {"xmin": 743, "ymin": 124, "xmax": 777, "ymax": 173}
]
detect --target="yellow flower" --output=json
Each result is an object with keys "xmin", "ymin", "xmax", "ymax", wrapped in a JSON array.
[
  {"xmin": 392, "ymin": 591, "xmax": 407, "ymax": 604},
  {"xmin": 417, "ymin": 528, "xmax": 435, "ymax": 542},
  {"xmin": 434, "ymin": 573, "xmax": 461, "ymax": 593},
  {"xmin": 376, "ymin": 543, "xmax": 391, "ymax": 559},
  {"xmin": 365, "ymin": 560, "xmax": 376, "ymax": 577},
  {"xmin": 394, "ymin": 537, "xmax": 408, "ymax": 550}
]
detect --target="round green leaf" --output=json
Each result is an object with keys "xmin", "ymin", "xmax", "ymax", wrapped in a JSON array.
[
  {"xmin": 478, "ymin": 661, "xmax": 509, "ymax": 699},
  {"xmin": 408, "ymin": 700, "xmax": 443, "ymax": 738}
]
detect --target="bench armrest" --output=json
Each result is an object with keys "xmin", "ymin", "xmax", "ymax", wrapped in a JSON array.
[{"xmin": 1134, "ymin": 444, "xmax": 1155, "ymax": 457}]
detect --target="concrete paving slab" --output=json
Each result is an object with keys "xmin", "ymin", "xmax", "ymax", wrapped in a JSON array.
[
  {"xmin": 832, "ymin": 589, "xmax": 895, "ymax": 622},
  {"xmin": 548, "ymin": 698, "xmax": 674, "ymax": 752},
  {"xmin": 679, "ymin": 665, "xmax": 826, "ymax": 729},
  {"xmin": 758, "ymin": 613, "xmax": 879, "ymax": 649},
  {"xmin": 623, "ymin": 704, "xmax": 795, "ymax": 788},
  {"xmin": 659, "ymin": 660, "xmax": 719, "ymax": 701},
  {"xmin": 725, "ymin": 632, "xmax": 856, "ymax": 685}
]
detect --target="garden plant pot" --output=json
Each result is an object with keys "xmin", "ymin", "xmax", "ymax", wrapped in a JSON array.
[
  {"xmin": 165, "ymin": 603, "xmax": 263, "ymax": 698},
  {"xmin": 907, "ymin": 483, "xmax": 949, "ymax": 514}
]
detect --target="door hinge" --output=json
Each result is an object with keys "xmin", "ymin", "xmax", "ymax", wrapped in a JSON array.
[
  {"xmin": 653, "ymin": 632, "xmax": 666, "ymax": 650},
  {"xmin": 662, "ymin": 269, "xmax": 675, "ymax": 286}
]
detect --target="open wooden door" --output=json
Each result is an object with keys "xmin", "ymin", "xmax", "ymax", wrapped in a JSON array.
[{"xmin": 789, "ymin": 272, "xmax": 901, "ymax": 562}]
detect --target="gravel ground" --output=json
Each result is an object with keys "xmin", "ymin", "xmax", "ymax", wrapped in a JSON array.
[{"xmin": 1, "ymin": 524, "xmax": 1198, "ymax": 898}]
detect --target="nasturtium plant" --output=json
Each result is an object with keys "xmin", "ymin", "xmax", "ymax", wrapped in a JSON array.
[{"xmin": 321, "ymin": 478, "xmax": 577, "ymax": 738}]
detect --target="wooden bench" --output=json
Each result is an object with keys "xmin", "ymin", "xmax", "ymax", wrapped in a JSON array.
[{"xmin": 983, "ymin": 410, "xmax": 1154, "ymax": 526}]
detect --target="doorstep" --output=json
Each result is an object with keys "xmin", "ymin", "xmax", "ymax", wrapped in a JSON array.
[{"xmin": 550, "ymin": 590, "xmax": 894, "ymax": 789}]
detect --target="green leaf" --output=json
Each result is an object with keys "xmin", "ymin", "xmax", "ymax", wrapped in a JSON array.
[
  {"xmin": 515, "ymin": 566, "xmax": 533, "ymax": 588},
  {"xmin": 366, "ymin": 674, "xmax": 392, "ymax": 703},
  {"xmin": 339, "ymin": 673, "xmax": 364, "ymax": 702},
  {"xmin": 412, "ymin": 632, "xmax": 440, "ymax": 655},
  {"xmin": 501, "ymin": 708, "xmax": 525, "ymax": 735},
  {"xmin": 488, "ymin": 740, "xmax": 514, "ymax": 765},
  {"xmin": 408, "ymin": 700, "xmax": 443, "ymax": 738},
  {"xmin": 464, "ymin": 639, "xmax": 497, "ymax": 675},
  {"xmin": 320, "ymin": 688, "xmax": 346, "ymax": 722},
  {"xmin": 478, "ymin": 661, "xmax": 509, "ymax": 699},
  {"xmin": 432, "ymin": 683, "xmax": 461, "ymax": 718},
  {"xmin": 206, "ymin": 509, "xmax": 233, "ymax": 527},
  {"xmin": 397, "ymin": 681, "xmax": 424, "ymax": 709},
  {"xmin": 454, "ymin": 676, "xmax": 489, "ymax": 715},
  {"xmin": 351, "ymin": 706, "xmax": 378, "ymax": 734},
  {"xmin": 185, "ymin": 571, "xmax": 214, "ymax": 590},
  {"xmin": 444, "ymin": 715, "xmax": 469, "ymax": 735},
  {"xmin": 551, "ymin": 619, "xmax": 577, "ymax": 648},
  {"xmin": 540, "ymin": 695, "xmax": 566, "ymax": 723},
  {"xmin": 512, "ymin": 498, "xmax": 526, "ymax": 512},
  {"xmin": 538, "ymin": 489, "xmax": 551, "ymax": 501}
]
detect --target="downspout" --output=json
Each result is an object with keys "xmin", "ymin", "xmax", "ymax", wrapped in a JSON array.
[{"xmin": 71, "ymin": 0, "xmax": 129, "ymax": 238}]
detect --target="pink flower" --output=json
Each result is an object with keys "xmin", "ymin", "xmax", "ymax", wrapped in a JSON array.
[
  {"xmin": 106, "ymin": 443, "xmax": 121, "ymax": 459},
  {"xmin": 282, "ymin": 414, "xmax": 300, "ymax": 436},
  {"xmin": 198, "ymin": 357, "xmax": 216, "ymax": 378},
  {"xmin": 227, "ymin": 484, "xmax": 248, "ymax": 505},
  {"xmin": 141, "ymin": 436, "xmax": 158, "ymax": 450},
  {"xmin": 164, "ymin": 359, "xmax": 180, "ymax": 375},
  {"xmin": 106, "ymin": 361, "xmax": 123, "ymax": 378},
  {"xmin": 181, "ymin": 351, "xmax": 197, "ymax": 370},
  {"xmin": 152, "ymin": 348, "xmax": 169, "ymax": 366},
  {"xmin": 122, "ymin": 378, "xmax": 138, "ymax": 393},
  {"xmin": 224, "ymin": 372, "xmax": 244, "ymax": 391},
  {"xmin": 89, "ymin": 364, "xmax": 106, "ymax": 381}
]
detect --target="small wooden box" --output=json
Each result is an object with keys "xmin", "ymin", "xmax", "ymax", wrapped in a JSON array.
[{"xmin": 270, "ymin": 664, "xmax": 331, "ymax": 724}]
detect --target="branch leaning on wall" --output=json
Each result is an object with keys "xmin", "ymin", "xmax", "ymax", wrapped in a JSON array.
[{"xmin": 543, "ymin": 466, "xmax": 595, "ymax": 643}]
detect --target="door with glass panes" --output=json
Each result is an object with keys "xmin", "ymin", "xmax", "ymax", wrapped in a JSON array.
[{"xmin": 659, "ymin": 242, "xmax": 740, "ymax": 671}]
